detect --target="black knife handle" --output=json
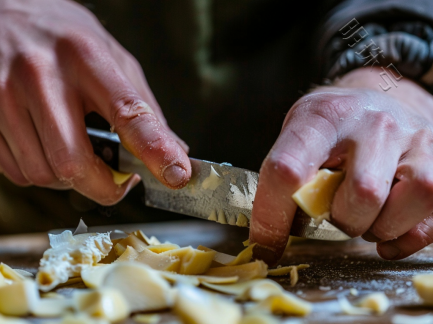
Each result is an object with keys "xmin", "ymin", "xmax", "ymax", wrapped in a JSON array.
[{"xmin": 86, "ymin": 127, "xmax": 121, "ymax": 170}]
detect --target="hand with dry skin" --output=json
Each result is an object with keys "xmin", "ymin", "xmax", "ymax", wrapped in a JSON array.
[
  {"xmin": 250, "ymin": 67, "xmax": 433, "ymax": 265},
  {"xmin": 0, "ymin": 0, "xmax": 191, "ymax": 204}
]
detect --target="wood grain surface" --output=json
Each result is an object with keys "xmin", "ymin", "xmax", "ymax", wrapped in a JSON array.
[{"xmin": 1, "ymin": 220, "xmax": 433, "ymax": 323}]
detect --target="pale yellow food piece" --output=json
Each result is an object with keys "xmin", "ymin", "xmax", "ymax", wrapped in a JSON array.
[
  {"xmin": 56, "ymin": 276, "xmax": 84, "ymax": 288},
  {"xmin": 174, "ymin": 284, "xmax": 242, "ymax": 324},
  {"xmin": 133, "ymin": 314, "xmax": 161, "ymax": 324},
  {"xmin": 73, "ymin": 288, "xmax": 130, "ymax": 322},
  {"xmin": 162, "ymin": 247, "xmax": 216, "ymax": 275},
  {"xmin": 102, "ymin": 262, "xmax": 174, "ymax": 312},
  {"xmin": 114, "ymin": 243, "xmax": 127, "ymax": 257},
  {"xmin": 217, "ymin": 210, "xmax": 227, "ymax": 224},
  {"xmin": 268, "ymin": 264, "xmax": 309, "ymax": 287},
  {"xmin": 0, "ymin": 263, "xmax": 25, "ymax": 283},
  {"xmin": 339, "ymin": 296, "xmax": 371, "ymax": 315},
  {"xmin": 239, "ymin": 314, "xmax": 280, "ymax": 324},
  {"xmin": 292, "ymin": 169, "xmax": 344, "ymax": 220},
  {"xmin": 41, "ymin": 292, "xmax": 65, "ymax": 299},
  {"xmin": 201, "ymin": 166, "xmax": 223, "ymax": 190},
  {"xmin": 58, "ymin": 313, "xmax": 110, "ymax": 324},
  {"xmin": 225, "ymin": 244, "xmax": 255, "ymax": 266},
  {"xmin": 36, "ymin": 231, "xmax": 112, "ymax": 291},
  {"xmin": 135, "ymin": 248, "xmax": 181, "ymax": 272},
  {"xmin": 202, "ymin": 279, "xmax": 283, "ymax": 301},
  {"xmin": 243, "ymin": 239, "xmax": 250, "ymax": 247},
  {"xmin": 159, "ymin": 271, "xmax": 238, "ymax": 286},
  {"xmin": 133, "ymin": 230, "xmax": 161, "ymax": 245},
  {"xmin": 115, "ymin": 234, "xmax": 148, "ymax": 255},
  {"xmin": 99, "ymin": 238, "xmax": 123, "ymax": 264},
  {"xmin": 413, "ymin": 273, "xmax": 433, "ymax": 305},
  {"xmin": 0, "ymin": 272, "xmax": 6, "ymax": 287},
  {"xmin": 0, "ymin": 314, "xmax": 32, "ymax": 324},
  {"xmin": 350, "ymin": 288, "xmax": 359, "ymax": 296},
  {"xmin": 116, "ymin": 246, "xmax": 140, "ymax": 263},
  {"xmin": 146, "ymin": 243, "xmax": 180, "ymax": 253},
  {"xmin": 355, "ymin": 292, "xmax": 389, "ymax": 315},
  {"xmin": 31, "ymin": 298, "xmax": 72, "ymax": 317},
  {"xmin": 197, "ymin": 275, "xmax": 239, "ymax": 284},
  {"xmin": 249, "ymin": 292, "xmax": 312, "ymax": 316},
  {"xmin": 236, "ymin": 213, "xmax": 249, "ymax": 227},
  {"xmin": 159, "ymin": 271, "xmax": 200, "ymax": 286},
  {"xmin": 81, "ymin": 264, "xmax": 115, "ymax": 289},
  {"xmin": 0, "ymin": 280, "xmax": 39, "ymax": 316},
  {"xmin": 12, "ymin": 269, "xmax": 33, "ymax": 279},
  {"xmin": 205, "ymin": 261, "xmax": 268, "ymax": 282},
  {"xmin": 208, "ymin": 210, "xmax": 218, "ymax": 222},
  {"xmin": 267, "ymin": 264, "xmax": 309, "ymax": 276},
  {"xmin": 109, "ymin": 168, "xmax": 133, "ymax": 185},
  {"xmin": 197, "ymin": 245, "xmax": 236, "ymax": 266},
  {"xmin": 197, "ymin": 244, "xmax": 255, "ymax": 267}
]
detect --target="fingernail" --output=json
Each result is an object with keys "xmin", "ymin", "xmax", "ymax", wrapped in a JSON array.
[
  {"xmin": 253, "ymin": 244, "xmax": 280, "ymax": 267},
  {"xmin": 362, "ymin": 230, "xmax": 382, "ymax": 243},
  {"xmin": 163, "ymin": 165, "xmax": 187, "ymax": 187},
  {"xmin": 379, "ymin": 243, "xmax": 400, "ymax": 260}
]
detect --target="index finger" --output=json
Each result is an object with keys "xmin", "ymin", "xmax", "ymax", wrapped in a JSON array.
[
  {"xmin": 250, "ymin": 97, "xmax": 338, "ymax": 265},
  {"xmin": 62, "ymin": 34, "xmax": 191, "ymax": 188}
]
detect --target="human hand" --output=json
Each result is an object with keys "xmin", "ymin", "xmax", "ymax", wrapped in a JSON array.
[
  {"xmin": 250, "ymin": 67, "xmax": 433, "ymax": 265},
  {"xmin": 0, "ymin": 0, "xmax": 191, "ymax": 205}
]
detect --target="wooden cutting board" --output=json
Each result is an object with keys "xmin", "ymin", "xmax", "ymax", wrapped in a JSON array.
[{"xmin": 1, "ymin": 220, "xmax": 433, "ymax": 324}]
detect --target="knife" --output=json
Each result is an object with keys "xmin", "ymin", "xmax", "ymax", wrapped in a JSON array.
[{"xmin": 87, "ymin": 127, "xmax": 350, "ymax": 241}]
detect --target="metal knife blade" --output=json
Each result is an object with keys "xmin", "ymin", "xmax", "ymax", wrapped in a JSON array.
[{"xmin": 87, "ymin": 127, "xmax": 351, "ymax": 241}]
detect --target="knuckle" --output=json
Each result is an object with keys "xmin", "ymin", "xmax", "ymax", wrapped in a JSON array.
[
  {"xmin": 371, "ymin": 111, "xmax": 398, "ymax": 133},
  {"xmin": 301, "ymin": 93, "xmax": 356, "ymax": 120},
  {"xmin": 54, "ymin": 160, "xmax": 84, "ymax": 183},
  {"xmin": 372, "ymin": 223, "xmax": 398, "ymax": 242},
  {"xmin": 49, "ymin": 150, "xmax": 87, "ymax": 185},
  {"xmin": 112, "ymin": 95, "xmax": 155, "ymax": 129},
  {"xmin": 415, "ymin": 220, "xmax": 433, "ymax": 246},
  {"xmin": 262, "ymin": 152, "xmax": 305, "ymax": 189},
  {"xmin": 59, "ymin": 28, "xmax": 103, "ymax": 60},
  {"xmin": 16, "ymin": 52, "xmax": 52, "ymax": 81},
  {"xmin": 412, "ymin": 128, "xmax": 433, "ymax": 147},
  {"xmin": 350, "ymin": 173, "xmax": 386, "ymax": 207}
]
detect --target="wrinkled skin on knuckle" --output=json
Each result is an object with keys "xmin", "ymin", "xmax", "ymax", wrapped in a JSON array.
[
  {"xmin": 58, "ymin": 28, "xmax": 106, "ymax": 61},
  {"xmin": 368, "ymin": 111, "xmax": 399, "ymax": 138},
  {"xmin": 12, "ymin": 51, "xmax": 54, "ymax": 86},
  {"xmin": 112, "ymin": 95, "xmax": 154, "ymax": 129},
  {"xmin": 414, "ymin": 219, "xmax": 433, "ymax": 247},
  {"xmin": 262, "ymin": 152, "xmax": 306, "ymax": 190},
  {"xmin": 49, "ymin": 148, "xmax": 88, "ymax": 186},
  {"xmin": 338, "ymin": 174, "xmax": 387, "ymax": 237},
  {"xmin": 250, "ymin": 211, "xmax": 290, "ymax": 249},
  {"xmin": 295, "ymin": 91, "xmax": 360, "ymax": 121},
  {"xmin": 351, "ymin": 173, "xmax": 387, "ymax": 208},
  {"xmin": 372, "ymin": 219, "xmax": 401, "ymax": 242}
]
